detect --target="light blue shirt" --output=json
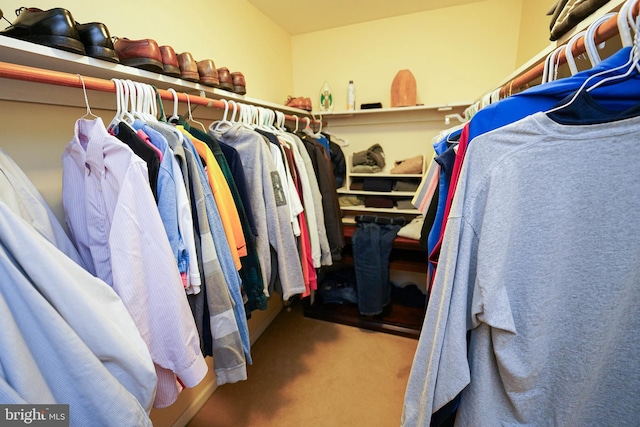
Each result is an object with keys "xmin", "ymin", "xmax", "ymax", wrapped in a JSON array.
[
  {"xmin": 0, "ymin": 201, "xmax": 155, "ymax": 425},
  {"xmin": 133, "ymin": 120, "xmax": 189, "ymax": 280},
  {"xmin": 181, "ymin": 133, "xmax": 252, "ymax": 364}
]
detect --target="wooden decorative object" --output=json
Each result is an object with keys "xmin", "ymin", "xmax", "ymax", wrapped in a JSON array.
[{"xmin": 390, "ymin": 69, "xmax": 417, "ymax": 107}]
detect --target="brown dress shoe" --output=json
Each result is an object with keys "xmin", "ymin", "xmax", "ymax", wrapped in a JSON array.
[
  {"xmin": 217, "ymin": 67, "xmax": 233, "ymax": 92},
  {"xmin": 113, "ymin": 37, "xmax": 163, "ymax": 72},
  {"xmin": 159, "ymin": 45, "xmax": 180, "ymax": 77},
  {"xmin": 177, "ymin": 52, "xmax": 199, "ymax": 82},
  {"xmin": 285, "ymin": 96, "xmax": 311, "ymax": 111},
  {"xmin": 196, "ymin": 59, "xmax": 220, "ymax": 87},
  {"xmin": 231, "ymin": 71, "xmax": 246, "ymax": 95}
]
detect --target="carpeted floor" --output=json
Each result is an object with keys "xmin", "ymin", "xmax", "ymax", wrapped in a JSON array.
[{"xmin": 187, "ymin": 301, "xmax": 419, "ymax": 427}]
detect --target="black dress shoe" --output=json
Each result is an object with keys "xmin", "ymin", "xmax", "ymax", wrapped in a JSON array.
[
  {"xmin": 76, "ymin": 22, "xmax": 119, "ymax": 63},
  {"xmin": 0, "ymin": 7, "xmax": 85, "ymax": 55}
]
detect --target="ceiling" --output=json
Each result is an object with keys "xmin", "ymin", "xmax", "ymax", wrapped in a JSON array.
[{"xmin": 246, "ymin": 0, "xmax": 489, "ymax": 35}]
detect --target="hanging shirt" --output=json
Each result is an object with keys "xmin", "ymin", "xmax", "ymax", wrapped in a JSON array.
[
  {"xmin": 179, "ymin": 126, "xmax": 247, "ymax": 267},
  {"xmin": 179, "ymin": 130, "xmax": 252, "ymax": 368},
  {"xmin": 62, "ymin": 118, "xmax": 207, "ymax": 408},
  {"xmin": 133, "ymin": 120, "xmax": 190, "ymax": 288},
  {"xmin": 211, "ymin": 123, "xmax": 305, "ymax": 301},
  {"xmin": 402, "ymin": 112, "xmax": 640, "ymax": 426},
  {"xmin": 145, "ymin": 122, "xmax": 201, "ymax": 295},
  {"xmin": 287, "ymin": 131, "xmax": 333, "ymax": 267},
  {"xmin": 0, "ymin": 148, "xmax": 86, "ymax": 269},
  {"xmin": 0, "ymin": 201, "xmax": 156, "ymax": 424}
]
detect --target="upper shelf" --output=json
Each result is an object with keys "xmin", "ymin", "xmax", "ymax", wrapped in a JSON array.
[
  {"xmin": 0, "ymin": 36, "xmax": 311, "ymax": 118},
  {"xmin": 314, "ymin": 103, "xmax": 470, "ymax": 126}
]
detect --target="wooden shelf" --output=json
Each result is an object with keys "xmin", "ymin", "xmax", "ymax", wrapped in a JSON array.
[{"xmin": 303, "ymin": 298, "xmax": 425, "ymax": 339}]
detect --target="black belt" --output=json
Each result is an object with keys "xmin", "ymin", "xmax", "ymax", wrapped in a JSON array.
[{"xmin": 355, "ymin": 215, "xmax": 406, "ymax": 226}]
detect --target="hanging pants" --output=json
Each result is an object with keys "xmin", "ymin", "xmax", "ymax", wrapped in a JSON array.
[{"xmin": 352, "ymin": 216, "xmax": 403, "ymax": 315}]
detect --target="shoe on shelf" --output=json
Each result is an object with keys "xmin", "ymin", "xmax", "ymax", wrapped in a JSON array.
[
  {"xmin": 177, "ymin": 52, "xmax": 199, "ymax": 82},
  {"xmin": 217, "ymin": 67, "xmax": 234, "ymax": 92},
  {"xmin": 197, "ymin": 59, "xmax": 220, "ymax": 87},
  {"xmin": 231, "ymin": 71, "xmax": 246, "ymax": 95},
  {"xmin": 159, "ymin": 45, "xmax": 180, "ymax": 77},
  {"xmin": 113, "ymin": 37, "xmax": 163, "ymax": 73},
  {"xmin": 76, "ymin": 22, "xmax": 119, "ymax": 63},
  {"xmin": 285, "ymin": 96, "xmax": 312, "ymax": 111},
  {"xmin": 0, "ymin": 7, "xmax": 85, "ymax": 55}
]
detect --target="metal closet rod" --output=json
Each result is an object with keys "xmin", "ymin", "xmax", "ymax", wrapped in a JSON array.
[
  {"xmin": 0, "ymin": 60, "xmax": 319, "ymax": 124},
  {"xmin": 500, "ymin": 2, "xmax": 639, "ymax": 97}
]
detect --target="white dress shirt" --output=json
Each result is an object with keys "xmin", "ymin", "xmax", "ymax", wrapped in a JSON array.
[{"xmin": 62, "ymin": 118, "xmax": 207, "ymax": 408}]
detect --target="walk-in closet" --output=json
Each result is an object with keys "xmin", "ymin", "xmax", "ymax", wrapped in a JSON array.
[{"xmin": 1, "ymin": 0, "xmax": 639, "ymax": 426}]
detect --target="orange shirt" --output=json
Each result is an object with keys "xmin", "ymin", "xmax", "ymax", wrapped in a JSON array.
[{"xmin": 178, "ymin": 127, "xmax": 246, "ymax": 270}]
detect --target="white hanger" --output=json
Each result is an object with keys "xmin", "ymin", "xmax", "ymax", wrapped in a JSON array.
[
  {"xmin": 565, "ymin": 30, "xmax": 587, "ymax": 75},
  {"xmin": 107, "ymin": 78, "xmax": 123, "ymax": 133},
  {"xmin": 585, "ymin": 15, "xmax": 640, "ymax": 93},
  {"xmin": 211, "ymin": 99, "xmax": 232, "ymax": 133},
  {"xmin": 618, "ymin": 0, "xmax": 638, "ymax": 47},
  {"xmin": 293, "ymin": 115, "xmax": 299, "ymax": 133},
  {"xmin": 585, "ymin": 13, "xmax": 617, "ymax": 66},
  {"xmin": 168, "ymin": 88, "xmax": 180, "ymax": 122},
  {"xmin": 542, "ymin": 46, "xmax": 564, "ymax": 83},
  {"xmin": 183, "ymin": 92, "xmax": 207, "ymax": 132},
  {"xmin": 229, "ymin": 100, "xmax": 238, "ymax": 123},
  {"xmin": 120, "ymin": 80, "xmax": 136, "ymax": 125},
  {"xmin": 546, "ymin": 16, "xmax": 640, "ymax": 115}
]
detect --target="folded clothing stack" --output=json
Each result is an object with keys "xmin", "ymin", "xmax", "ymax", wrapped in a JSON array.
[{"xmin": 351, "ymin": 144, "xmax": 385, "ymax": 173}]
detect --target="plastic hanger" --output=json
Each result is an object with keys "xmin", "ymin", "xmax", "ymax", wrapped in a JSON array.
[
  {"xmin": 167, "ymin": 88, "xmax": 180, "ymax": 122},
  {"xmin": 107, "ymin": 78, "xmax": 123, "ymax": 133},
  {"xmin": 585, "ymin": 13, "xmax": 617, "ymax": 66},
  {"xmin": 77, "ymin": 74, "xmax": 98, "ymax": 120},
  {"xmin": 293, "ymin": 115, "xmax": 299, "ymax": 133},
  {"xmin": 546, "ymin": 15, "xmax": 640, "ymax": 115},
  {"xmin": 565, "ymin": 30, "xmax": 587, "ymax": 75},
  {"xmin": 211, "ymin": 99, "xmax": 232, "ymax": 132},
  {"xmin": 618, "ymin": 0, "xmax": 639, "ymax": 47},
  {"xmin": 585, "ymin": 16, "xmax": 640, "ymax": 93}
]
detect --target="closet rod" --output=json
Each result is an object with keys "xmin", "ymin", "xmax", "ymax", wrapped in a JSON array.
[
  {"xmin": 0, "ymin": 60, "xmax": 318, "ymax": 124},
  {"xmin": 500, "ymin": 2, "xmax": 639, "ymax": 97}
]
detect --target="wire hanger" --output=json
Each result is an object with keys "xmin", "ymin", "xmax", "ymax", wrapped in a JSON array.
[
  {"xmin": 77, "ymin": 74, "xmax": 98, "ymax": 120},
  {"xmin": 183, "ymin": 92, "xmax": 207, "ymax": 131}
]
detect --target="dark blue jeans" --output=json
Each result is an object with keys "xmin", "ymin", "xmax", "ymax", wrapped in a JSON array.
[{"xmin": 352, "ymin": 221, "xmax": 401, "ymax": 315}]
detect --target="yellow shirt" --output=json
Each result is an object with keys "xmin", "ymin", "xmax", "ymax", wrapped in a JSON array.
[{"xmin": 178, "ymin": 127, "xmax": 246, "ymax": 270}]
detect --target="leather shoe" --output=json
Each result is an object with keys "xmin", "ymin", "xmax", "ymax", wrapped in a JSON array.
[
  {"xmin": 177, "ymin": 52, "xmax": 199, "ymax": 82},
  {"xmin": 159, "ymin": 45, "xmax": 180, "ymax": 77},
  {"xmin": 0, "ymin": 7, "xmax": 85, "ymax": 55},
  {"xmin": 197, "ymin": 59, "xmax": 220, "ymax": 87},
  {"xmin": 231, "ymin": 71, "xmax": 246, "ymax": 95},
  {"xmin": 114, "ymin": 37, "xmax": 163, "ymax": 73},
  {"xmin": 217, "ymin": 67, "xmax": 233, "ymax": 92},
  {"xmin": 76, "ymin": 22, "xmax": 119, "ymax": 63},
  {"xmin": 285, "ymin": 96, "xmax": 312, "ymax": 111}
]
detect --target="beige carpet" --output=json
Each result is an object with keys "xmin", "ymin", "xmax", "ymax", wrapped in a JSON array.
[{"xmin": 187, "ymin": 301, "xmax": 419, "ymax": 427}]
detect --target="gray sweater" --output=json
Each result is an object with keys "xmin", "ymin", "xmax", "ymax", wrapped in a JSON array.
[
  {"xmin": 403, "ymin": 112, "xmax": 640, "ymax": 426},
  {"xmin": 210, "ymin": 123, "xmax": 305, "ymax": 300}
]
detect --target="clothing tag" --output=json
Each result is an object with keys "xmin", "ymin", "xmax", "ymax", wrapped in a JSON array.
[{"xmin": 270, "ymin": 171, "xmax": 287, "ymax": 207}]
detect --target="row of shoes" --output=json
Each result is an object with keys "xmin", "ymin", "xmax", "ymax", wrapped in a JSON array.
[
  {"xmin": 0, "ymin": 7, "xmax": 246, "ymax": 95},
  {"xmin": 285, "ymin": 96, "xmax": 312, "ymax": 112}
]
